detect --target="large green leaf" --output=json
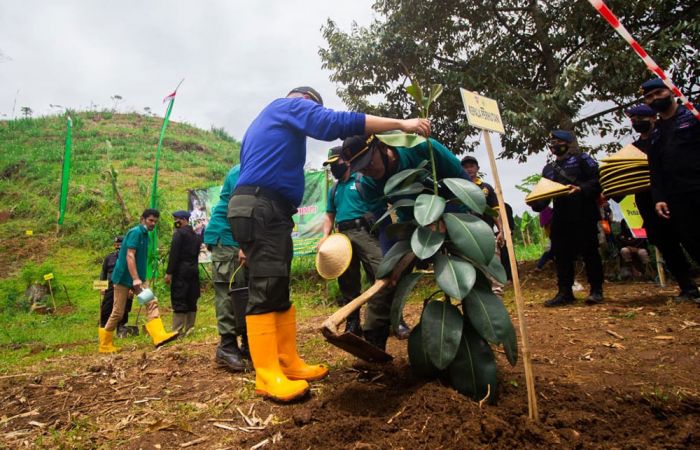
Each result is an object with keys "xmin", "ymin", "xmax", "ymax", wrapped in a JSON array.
[
  {"xmin": 410, "ymin": 226, "xmax": 444, "ymax": 260},
  {"xmin": 463, "ymin": 287, "xmax": 518, "ymax": 367},
  {"xmin": 421, "ymin": 300, "xmax": 463, "ymax": 370},
  {"xmin": 376, "ymin": 132, "xmax": 427, "ymax": 149},
  {"xmin": 475, "ymin": 255, "xmax": 508, "ymax": 285},
  {"xmin": 413, "ymin": 194, "xmax": 445, "ymax": 226},
  {"xmin": 407, "ymin": 323, "xmax": 439, "ymax": 378},
  {"xmin": 428, "ymin": 84, "xmax": 444, "ymax": 104},
  {"xmin": 385, "ymin": 221, "xmax": 417, "ymax": 241},
  {"xmin": 442, "ymin": 178, "xmax": 486, "ymax": 214},
  {"xmin": 387, "ymin": 182, "xmax": 425, "ymax": 198},
  {"xmin": 373, "ymin": 198, "xmax": 415, "ymax": 228},
  {"xmin": 405, "ymin": 84, "xmax": 424, "ymax": 107},
  {"xmin": 434, "ymin": 253, "xmax": 476, "ymax": 300},
  {"xmin": 376, "ymin": 240, "xmax": 412, "ymax": 279},
  {"xmin": 384, "ymin": 168, "xmax": 427, "ymax": 195},
  {"xmin": 448, "ymin": 320, "xmax": 498, "ymax": 403},
  {"xmin": 443, "ymin": 213, "xmax": 495, "ymax": 265},
  {"xmin": 390, "ymin": 272, "xmax": 423, "ymax": 330}
]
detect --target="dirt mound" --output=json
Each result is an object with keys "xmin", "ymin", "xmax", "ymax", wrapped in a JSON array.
[{"xmin": 2, "ymin": 263, "xmax": 699, "ymax": 448}]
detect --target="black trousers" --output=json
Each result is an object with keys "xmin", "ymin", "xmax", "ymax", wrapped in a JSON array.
[
  {"xmin": 100, "ymin": 288, "xmax": 133, "ymax": 327},
  {"xmin": 228, "ymin": 190, "xmax": 295, "ymax": 315},
  {"xmin": 551, "ymin": 219, "xmax": 604, "ymax": 293},
  {"xmin": 170, "ymin": 262, "xmax": 201, "ymax": 313},
  {"xmin": 636, "ymin": 191, "xmax": 696, "ymax": 292},
  {"xmin": 668, "ymin": 193, "xmax": 700, "ymax": 269}
]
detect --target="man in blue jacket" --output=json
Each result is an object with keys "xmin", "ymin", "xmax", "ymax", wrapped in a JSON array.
[
  {"xmin": 644, "ymin": 78, "xmax": 700, "ymax": 305},
  {"xmin": 228, "ymin": 86, "xmax": 430, "ymax": 402},
  {"xmin": 530, "ymin": 130, "xmax": 604, "ymax": 307}
]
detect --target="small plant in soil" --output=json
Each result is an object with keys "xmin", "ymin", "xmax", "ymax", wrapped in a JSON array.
[{"xmin": 377, "ymin": 78, "xmax": 517, "ymax": 403}]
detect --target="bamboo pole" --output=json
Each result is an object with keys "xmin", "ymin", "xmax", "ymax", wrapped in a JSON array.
[
  {"xmin": 655, "ymin": 247, "xmax": 666, "ymax": 287},
  {"xmin": 482, "ymin": 129, "xmax": 539, "ymax": 421}
]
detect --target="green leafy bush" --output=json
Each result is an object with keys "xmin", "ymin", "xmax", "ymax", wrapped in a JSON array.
[{"xmin": 379, "ymin": 81, "xmax": 517, "ymax": 403}]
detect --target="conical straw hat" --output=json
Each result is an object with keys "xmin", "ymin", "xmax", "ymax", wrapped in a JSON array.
[
  {"xmin": 600, "ymin": 163, "xmax": 648, "ymax": 180},
  {"xmin": 602, "ymin": 172, "xmax": 650, "ymax": 187},
  {"xmin": 599, "ymin": 168, "xmax": 649, "ymax": 184},
  {"xmin": 600, "ymin": 161, "xmax": 648, "ymax": 176},
  {"xmin": 525, "ymin": 178, "xmax": 570, "ymax": 202},
  {"xmin": 315, "ymin": 233, "xmax": 353, "ymax": 280},
  {"xmin": 603, "ymin": 183, "xmax": 650, "ymax": 198},
  {"xmin": 601, "ymin": 144, "xmax": 648, "ymax": 162},
  {"xmin": 525, "ymin": 190, "xmax": 571, "ymax": 204}
]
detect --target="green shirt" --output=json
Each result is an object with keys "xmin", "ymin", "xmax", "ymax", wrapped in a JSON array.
[
  {"xmin": 327, "ymin": 173, "xmax": 382, "ymax": 223},
  {"xmin": 203, "ymin": 165, "xmax": 240, "ymax": 247},
  {"xmin": 360, "ymin": 138, "xmax": 468, "ymax": 221},
  {"xmin": 111, "ymin": 223, "xmax": 149, "ymax": 287}
]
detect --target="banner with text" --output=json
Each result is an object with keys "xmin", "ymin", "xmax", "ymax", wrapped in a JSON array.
[{"xmin": 188, "ymin": 171, "xmax": 328, "ymax": 258}]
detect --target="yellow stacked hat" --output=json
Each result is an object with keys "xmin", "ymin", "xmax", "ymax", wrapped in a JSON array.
[{"xmin": 599, "ymin": 144, "xmax": 650, "ymax": 197}]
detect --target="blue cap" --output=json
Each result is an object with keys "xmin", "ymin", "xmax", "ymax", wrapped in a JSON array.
[
  {"xmin": 640, "ymin": 78, "xmax": 667, "ymax": 95},
  {"xmin": 172, "ymin": 210, "xmax": 190, "ymax": 220},
  {"xmin": 625, "ymin": 104, "xmax": 656, "ymax": 117},
  {"xmin": 549, "ymin": 130, "xmax": 575, "ymax": 143}
]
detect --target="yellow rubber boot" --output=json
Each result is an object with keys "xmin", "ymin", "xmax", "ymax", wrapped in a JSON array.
[
  {"xmin": 276, "ymin": 305, "xmax": 329, "ymax": 381},
  {"xmin": 144, "ymin": 318, "xmax": 179, "ymax": 348},
  {"xmin": 98, "ymin": 328, "xmax": 118, "ymax": 353},
  {"xmin": 246, "ymin": 312, "xmax": 309, "ymax": 402}
]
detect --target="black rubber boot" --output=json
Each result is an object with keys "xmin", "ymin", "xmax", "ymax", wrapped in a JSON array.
[
  {"xmin": 673, "ymin": 288, "xmax": 700, "ymax": 303},
  {"xmin": 215, "ymin": 334, "xmax": 250, "ymax": 372},
  {"xmin": 239, "ymin": 331, "xmax": 251, "ymax": 360},
  {"xmin": 544, "ymin": 291, "xmax": 575, "ymax": 308},
  {"xmin": 585, "ymin": 289, "xmax": 604, "ymax": 305},
  {"xmin": 363, "ymin": 327, "xmax": 390, "ymax": 351}
]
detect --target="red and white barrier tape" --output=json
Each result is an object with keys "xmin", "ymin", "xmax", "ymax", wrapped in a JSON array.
[{"xmin": 587, "ymin": 0, "xmax": 700, "ymax": 120}]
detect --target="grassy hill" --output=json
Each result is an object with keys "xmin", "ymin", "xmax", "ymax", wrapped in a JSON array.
[{"xmin": 0, "ymin": 111, "xmax": 241, "ymax": 368}]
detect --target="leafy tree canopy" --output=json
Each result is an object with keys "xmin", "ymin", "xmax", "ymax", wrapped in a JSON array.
[{"xmin": 320, "ymin": 0, "xmax": 700, "ymax": 160}]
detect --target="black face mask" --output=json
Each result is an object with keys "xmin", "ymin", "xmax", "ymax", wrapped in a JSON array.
[
  {"xmin": 549, "ymin": 144, "xmax": 568, "ymax": 156},
  {"xmin": 174, "ymin": 221, "xmax": 181, "ymax": 228},
  {"xmin": 650, "ymin": 96, "xmax": 673, "ymax": 113},
  {"xmin": 632, "ymin": 120, "xmax": 652, "ymax": 133},
  {"xmin": 330, "ymin": 163, "xmax": 346, "ymax": 180}
]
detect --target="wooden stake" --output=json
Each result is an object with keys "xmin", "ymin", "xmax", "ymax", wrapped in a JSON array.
[
  {"xmin": 654, "ymin": 247, "xmax": 666, "ymax": 287},
  {"xmin": 482, "ymin": 129, "xmax": 539, "ymax": 422},
  {"xmin": 47, "ymin": 279, "xmax": 57, "ymax": 312}
]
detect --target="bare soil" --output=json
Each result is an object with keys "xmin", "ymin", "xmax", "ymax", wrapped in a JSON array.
[{"xmin": 2, "ymin": 262, "xmax": 699, "ymax": 449}]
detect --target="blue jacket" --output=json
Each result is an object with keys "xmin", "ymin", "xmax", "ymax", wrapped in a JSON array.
[
  {"xmin": 540, "ymin": 153, "xmax": 600, "ymax": 223},
  {"xmin": 236, "ymin": 98, "xmax": 365, "ymax": 206}
]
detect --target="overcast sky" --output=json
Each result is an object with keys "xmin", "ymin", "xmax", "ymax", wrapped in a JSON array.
[{"xmin": 1, "ymin": 1, "xmax": 633, "ymax": 215}]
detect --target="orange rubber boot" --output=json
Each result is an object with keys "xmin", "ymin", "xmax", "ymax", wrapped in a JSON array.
[
  {"xmin": 276, "ymin": 305, "xmax": 329, "ymax": 381},
  {"xmin": 246, "ymin": 312, "xmax": 309, "ymax": 402}
]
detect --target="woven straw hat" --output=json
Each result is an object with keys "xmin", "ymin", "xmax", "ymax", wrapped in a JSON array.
[
  {"xmin": 315, "ymin": 233, "xmax": 353, "ymax": 280},
  {"xmin": 525, "ymin": 178, "xmax": 570, "ymax": 203},
  {"xmin": 601, "ymin": 144, "xmax": 648, "ymax": 162}
]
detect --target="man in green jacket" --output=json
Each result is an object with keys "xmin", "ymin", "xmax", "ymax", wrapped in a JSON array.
[{"xmin": 99, "ymin": 209, "xmax": 179, "ymax": 352}]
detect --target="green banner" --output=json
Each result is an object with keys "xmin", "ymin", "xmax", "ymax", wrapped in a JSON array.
[
  {"xmin": 147, "ymin": 94, "xmax": 176, "ymax": 281},
  {"xmin": 292, "ymin": 170, "xmax": 328, "ymax": 256},
  {"xmin": 57, "ymin": 116, "xmax": 72, "ymax": 226}
]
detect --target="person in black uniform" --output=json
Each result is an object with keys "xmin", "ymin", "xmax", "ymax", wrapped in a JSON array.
[
  {"xmin": 643, "ymin": 79, "xmax": 700, "ymax": 305},
  {"xmin": 624, "ymin": 103, "xmax": 699, "ymax": 301},
  {"xmin": 99, "ymin": 236, "xmax": 134, "ymax": 337},
  {"xmin": 530, "ymin": 130, "xmax": 604, "ymax": 307},
  {"xmin": 166, "ymin": 210, "xmax": 203, "ymax": 334}
]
